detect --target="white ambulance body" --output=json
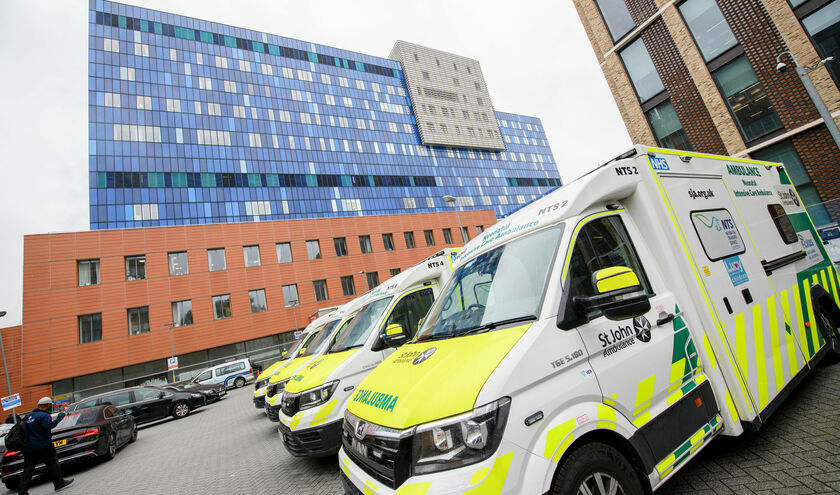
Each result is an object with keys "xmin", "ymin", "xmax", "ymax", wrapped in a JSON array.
[
  {"xmin": 277, "ymin": 248, "xmax": 459, "ymax": 457},
  {"xmin": 340, "ymin": 145, "xmax": 840, "ymax": 494}
]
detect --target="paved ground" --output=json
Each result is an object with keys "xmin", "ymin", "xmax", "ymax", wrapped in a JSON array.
[{"xmin": 8, "ymin": 360, "xmax": 840, "ymax": 494}]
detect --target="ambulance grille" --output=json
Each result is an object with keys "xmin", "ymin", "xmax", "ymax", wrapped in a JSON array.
[{"xmin": 341, "ymin": 419, "xmax": 410, "ymax": 489}]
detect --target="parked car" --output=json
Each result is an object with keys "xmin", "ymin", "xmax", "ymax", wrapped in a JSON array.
[
  {"xmin": 1, "ymin": 405, "xmax": 136, "ymax": 490},
  {"xmin": 817, "ymin": 223, "xmax": 840, "ymax": 266},
  {"xmin": 162, "ymin": 381, "xmax": 225, "ymax": 404},
  {"xmin": 67, "ymin": 386, "xmax": 205, "ymax": 424},
  {"xmin": 191, "ymin": 358, "xmax": 255, "ymax": 389}
]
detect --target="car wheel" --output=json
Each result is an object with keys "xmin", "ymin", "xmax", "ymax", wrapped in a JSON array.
[
  {"xmin": 172, "ymin": 401, "xmax": 190, "ymax": 419},
  {"xmin": 129, "ymin": 424, "xmax": 138, "ymax": 443},
  {"xmin": 818, "ymin": 308, "xmax": 840, "ymax": 362},
  {"xmin": 3, "ymin": 477, "xmax": 19, "ymax": 490},
  {"xmin": 550, "ymin": 442, "xmax": 644, "ymax": 495},
  {"xmin": 234, "ymin": 377, "xmax": 246, "ymax": 388},
  {"xmin": 106, "ymin": 432, "xmax": 117, "ymax": 460}
]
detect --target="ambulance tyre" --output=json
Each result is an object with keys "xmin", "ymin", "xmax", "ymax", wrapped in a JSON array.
[
  {"xmin": 551, "ymin": 442, "xmax": 644, "ymax": 495},
  {"xmin": 817, "ymin": 307, "xmax": 840, "ymax": 363}
]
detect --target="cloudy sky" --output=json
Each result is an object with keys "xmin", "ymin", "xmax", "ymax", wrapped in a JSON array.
[{"xmin": 0, "ymin": 0, "xmax": 630, "ymax": 326}]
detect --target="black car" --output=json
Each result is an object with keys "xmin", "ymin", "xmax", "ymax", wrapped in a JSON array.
[
  {"xmin": 162, "ymin": 381, "xmax": 225, "ymax": 404},
  {"xmin": 67, "ymin": 386, "xmax": 206, "ymax": 424},
  {"xmin": 1, "ymin": 405, "xmax": 136, "ymax": 490}
]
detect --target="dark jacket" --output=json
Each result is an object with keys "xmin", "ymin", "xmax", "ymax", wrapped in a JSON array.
[{"xmin": 24, "ymin": 408, "xmax": 65, "ymax": 452}]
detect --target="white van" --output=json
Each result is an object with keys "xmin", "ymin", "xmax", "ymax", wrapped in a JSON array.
[
  {"xmin": 277, "ymin": 249, "xmax": 459, "ymax": 457},
  {"xmin": 192, "ymin": 357, "xmax": 255, "ymax": 390},
  {"xmin": 340, "ymin": 145, "xmax": 840, "ymax": 494}
]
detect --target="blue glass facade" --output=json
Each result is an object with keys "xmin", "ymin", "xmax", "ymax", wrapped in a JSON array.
[{"xmin": 88, "ymin": 1, "xmax": 560, "ymax": 229}]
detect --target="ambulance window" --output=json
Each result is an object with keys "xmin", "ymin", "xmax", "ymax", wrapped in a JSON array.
[
  {"xmin": 567, "ymin": 216, "xmax": 652, "ymax": 320},
  {"xmin": 382, "ymin": 288, "xmax": 434, "ymax": 338},
  {"xmin": 767, "ymin": 204, "xmax": 797, "ymax": 245},
  {"xmin": 690, "ymin": 209, "xmax": 746, "ymax": 261}
]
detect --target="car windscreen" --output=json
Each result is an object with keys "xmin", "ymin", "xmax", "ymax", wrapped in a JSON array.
[
  {"xmin": 329, "ymin": 297, "xmax": 393, "ymax": 353},
  {"xmin": 284, "ymin": 329, "xmax": 316, "ymax": 357},
  {"xmin": 55, "ymin": 409, "xmax": 100, "ymax": 429},
  {"xmin": 299, "ymin": 319, "xmax": 341, "ymax": 357},
  {"xmin": 415, "ymin": 225, "xmax": 562, "ymax": 341}
]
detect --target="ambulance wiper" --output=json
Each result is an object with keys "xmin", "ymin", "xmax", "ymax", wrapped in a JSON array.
[{"xmin": 454, "ymin": 315, "xmax": 537, "ymax": 338}]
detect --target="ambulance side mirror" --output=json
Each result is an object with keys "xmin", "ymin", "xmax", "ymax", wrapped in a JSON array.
[
  {"xmin": 581, "ymin": 267, "xmax": 650, "ymax": 321},
  {"xmin": 376, "ymin": 323, "xmax": 408, "ymax": 350}
]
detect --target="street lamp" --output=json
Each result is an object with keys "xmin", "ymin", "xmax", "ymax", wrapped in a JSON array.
[
  {"xmin": 0, "ymin": 311, "xmax": 15, "ymax": 423},
  {"xmin": 775, "ymin": 52, "xmax": 840, "ymax": 150},
  {"xmin": 442, "ymin": 195, "xmax": 466, "ymax": 243}
]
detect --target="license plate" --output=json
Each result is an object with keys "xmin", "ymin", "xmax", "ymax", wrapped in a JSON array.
[
  {"xmin": 53, "ymin": 439, "xmax": 66, "ymax": 448},
  {"xmin": 350, "ymin": 438, "xmax": 367, "ymax": 457}
]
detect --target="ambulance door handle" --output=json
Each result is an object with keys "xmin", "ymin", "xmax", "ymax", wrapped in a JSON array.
[{"xmin": 656, "ymin": 312, "xmax": 681, "ymax": 327}]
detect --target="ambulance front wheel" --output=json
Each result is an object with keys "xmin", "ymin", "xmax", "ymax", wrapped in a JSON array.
[
  {"xmin": 817, "ymin": 308, "xmax": 840, "ymax": 361},
  {"xmin": 550, "ymin": 442, "xmax": 645, "ymax": 495}
]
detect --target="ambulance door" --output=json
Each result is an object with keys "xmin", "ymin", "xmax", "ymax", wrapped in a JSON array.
[
  {"xmin": 563, "ymin": 212, "xmax": 716, "ymax": 466},
  {"xmin": 659, "ymin": 173, "xmax": 804, "ymax": 424}
]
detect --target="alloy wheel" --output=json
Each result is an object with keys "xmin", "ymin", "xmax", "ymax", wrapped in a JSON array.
[{"xmin": 577, "ymin": 472, "xmax": 624, "ymax": 495}]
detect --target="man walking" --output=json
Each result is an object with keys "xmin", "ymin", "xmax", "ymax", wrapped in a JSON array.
[{"xmin": 18, "ymin": 397, "xmax": 73, "ymax": 494}]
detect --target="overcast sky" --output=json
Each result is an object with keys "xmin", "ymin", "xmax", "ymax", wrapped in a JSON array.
[{"xmin": 0, "ymin": 0, "xmax": 630, "ymax": 326}]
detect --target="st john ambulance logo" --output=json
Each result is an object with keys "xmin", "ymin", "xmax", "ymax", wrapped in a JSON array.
[
  {"xmin": 633, "ymin": 316, "xmax": 652, "ymax": 343},
  {"xmin": 412, "ymin": 347, "xmax": 436, "ymax": 365}
]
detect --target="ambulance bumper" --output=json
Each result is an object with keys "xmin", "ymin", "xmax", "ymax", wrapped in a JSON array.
[{"xmin": 278, "ymin": 420, "xmax": 343, "ymax": 457}]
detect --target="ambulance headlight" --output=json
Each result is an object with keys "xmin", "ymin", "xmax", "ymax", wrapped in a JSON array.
[
  {"xmin": 411, "ymin": 397, "xmax": 510, "ymax": 475},
  {"xmin": 299, "ymin": 381, "xmax": 339, "ymax": 411}
]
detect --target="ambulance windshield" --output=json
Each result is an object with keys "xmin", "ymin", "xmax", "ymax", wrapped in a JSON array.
[
  {"xmin": 329, "ymin": 297, "xmax": 393, "ymax": 353},
  {"xmin": 415, "ymin": 225, "xmax": 563, "ymax": 342},
  {"xmin": 299, "ymin": 319, "xmax": 341, "ymax": 357},
  {"xmin": 285, "ymin": 329, "xmax": 315, "ymax": 357}
]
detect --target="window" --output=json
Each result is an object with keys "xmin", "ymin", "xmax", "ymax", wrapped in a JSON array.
[
  {"xmin": 249, "ymin": 289, "xmax": 267, "ymax": 313},
  {"xmin": 359, "ymin": 235, "xmax": 372, "ymax": 254},
  {"xmin": 282, "ymin": 285, "xmax": 299, "ymax": 307},
  {"xmin": 134, "ymin": 388, "xmax": 164, "ymax": 402},
  {"xmin": 79, "ymin": 313, "xmax": 102, "ymax": 344},
  {"xmin": 595, "ymin": 0, "xmax": 636, "ymax": 41},
  {"xmin": 243, "ymin": 245, "xmax": 261, "ymax": 267},
  {"xmin": 212, "ymin": 294, "xmax": 232, "ymax": 320},
  {"xmin": 802, "ymin": 1, "xmax": 840, "ymax": 85},
  {"xmin": 424, "ymin": 230, "xmax": 435, "ymax": 246},
  {"xmin": 383, "ymin": 288, "xmax": 434, "ymax": 339},
  {"xmin": 366, "ymin": 272, "xmax": 379, "ymax": 291},
  {"xmin": 125, "ymin": 255, "xmax": 146, "ymax": 281},
  {"xmin": 195, "ymin": 370, "xmax": 212, "ymax": 382},
  {"xmin": 382, "ymin": 233, "xmax": 395, "ymax": 251},
  {"xmin": 443, "ymin": 228, "xmax": 453, "ymax": 244},
  {"xmin": 476, "ymin": 225, "xmax": 484, "ymax": 234},
  {"xmin": 567, "ymin": 217, "xmax": 651, "ymax": 320},
  {"xmin": 101, "ymin": 391, "xmax": 132, "ymax": 407},
  {"xmin": 208, "ymin": 248, "xmax": 226, "ymax": 271},
  {"xmin": 276, "ymin": 242, "xmax": 292, "ymax": 263},
  {"xmin": 341, "ymin": 275, "xmax": 356, "ymax": 296},
  {"xmin": 767, "ymin": 205, "xmax": 798, "ymax": 245},
  {"xmin": 313, "ymin": 280, "xmax": 329, "ymax": 302},
  {"xmin": 679, "ymin": 0, "xmax": 738, "ymax": 61},
  {"xmin": 127, "ymin": 306, "xmax": 150, "ymax": 335},
  {"xmin": 752, "ymin": 140, "xmax": 830, "ymax": 225},
  {"xmin": 390, "ymin": 268, "xmax": 401, "ymax": 276},
  {"xmin": 690, "ymin": 209, "xmax": 746, "ymax": 261},
  {"xmin": 712, "ymin": 56, "xmax": 782, "ymax": 142},
  {"xmin": 461, "ymin": 226, "xmax": 470, "ymax": 242},
  {"xmin": 306, "ymin": 240, "xmax": 322, "ymax": 260},
  {"xmin": 168, "ymin": 252, "xmax": 189, "ymax": 276},
  {"xmin": 172, "ymin": 300, "xmax": 193, "ymax": 327},
  {"xmin": 334, "ymin": 237, "xmax": 348, "ymax": 257},
  {"xmin": 78, "ymin": 259, "xmax": 100, "ymax": 286},
  {"xmin": 404, "ymin": 231, "xmax": 416, "ymax": 249},
  {"xmin": 619, "ymin": 38, "xmax": 665, "ymax": 103},
  {"xmin": 646, "ymin": 100, "xmax": 692, "ymax": 151}
]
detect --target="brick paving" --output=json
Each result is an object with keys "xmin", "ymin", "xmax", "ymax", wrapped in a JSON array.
[{"xmin": 8, "ymin": 361, "xmax": 840, "ymax": 494}]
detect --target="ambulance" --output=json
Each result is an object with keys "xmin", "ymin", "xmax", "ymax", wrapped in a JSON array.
[
  {"xmin": 264, "ymin": 294, "xmax": 373, "ymax": 421},
  {"xmin": 339, "ymin": 145, "xmax": 840, "ymax": 495},
  {"xmin": 278, "ymin": 248, "xmax": 460, "ymax": 457}
]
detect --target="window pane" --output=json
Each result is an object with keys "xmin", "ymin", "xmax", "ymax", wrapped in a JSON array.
[
  {"xmin": 390, "ymin": 268, "xmax": 401, "ymax": 276},
  {"xmin": 359, "ymin": 235, "xmax": 372, "ymax": 254},
  {"xmin": 243, "ymin": 246, "xmax": 261, "ymax": 267},
  {"xmin": 797, "ymin": 184, "xmax": 832, "ymax": 225},
  {"xmin": 646, "ymin": 100, "xmax": 692, "ymax": 151},
  {"xmin": 168, "ymin": 252, "xmax": 189, "ymax": 275},
  {"xmin": 127, "ymin": 306, "xmax": 150, "ymax": 335},
  {"xmin": 276, "ymin": 242, "xmax": 292, "ymax": 263},
  {"xmin": 595, "ymin": 0, "xmax": 636, "ymax": 41},
  {"xmin": 382, "ymin": 234, "xmax": 394, "ymax": 251},
  {"xmin": 619, "ymin": 38, "xmax": 665, "ymax": 103},
  {"xmin": 125, "ymin": 255, "xmax": 146, "ymax": 281},
  {"xmin": 313, "ymin": 280, "xmax": 329, "ymax": 301},
  {"xmin": 803, "ymin": 1, "xmax": 840, "ymax": 85},
  {"xmin": 461, "ymin": 226, "xmax": 469, "ymax": 242},
  {"xmin": 334, "ymin": 237, "xmax": 348, "ymax": 257},
  {"xmin": 443, "ymin": 229, "xmax": 453, "ymax": 244},
  {"xmin": 404, "ymin": 232, "xmax": 416, "ymax": 249},
  {"xmin": 172, "ymin": 300, "xmax": 193, "ymax": 327},
  {"xmin": 282, "ymin": 284, "xmax": 299, "ymax": 306},
  {"xmin": 79, "ymin": 313, "xmax": 102, "ymax": 344},
  {"xmin": 366, "ymin": 272, "xmax": 379, "ymax": 290},
  {"xmin": 714, "ymin": 56, "xmax": 782, "ymax": 141},
  {"xmin": 306, "ymin": 240, "xmax": 322, "ymax": 260},
  {"xmin": 679, "ymin": 0, "xmax": 738, "ymax": 61},
  {"xmin": 208, "ymin": 248, "xmax": 226, "ymax": 271},
  {"xmin": 341, "ymin": 275, "xmax": 356, "ymax": 296},
  {"xmin": 213, "ymin": 294, "xmax": 232, "ymax": 319},
  {"xmin": 249, "ymin": 289, "xmax": 267, "ymax": 313},
  {"xmin": 424, "ymin": 230, "xmax": 435, "ymax": 246},
  {"xmin": 751, "ymin": 140, "xmax": 810, "ymax": 186},
  {"xmin": 789, "ymin": 0, "xmax": 807, "ymax": 6},
  {"xmin": 78, "ymin": 259, "xmax": 100, "ymax": 286}
]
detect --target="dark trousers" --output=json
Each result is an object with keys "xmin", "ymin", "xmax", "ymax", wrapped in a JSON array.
[{"xmin": 18, "ymin": 443, "xmax": 63, "ymax": 494}]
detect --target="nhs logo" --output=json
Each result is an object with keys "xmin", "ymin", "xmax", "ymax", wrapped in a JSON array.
[{"xmin": 650, "ymin": 157, "xmax": 670, "ymax": 171}]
